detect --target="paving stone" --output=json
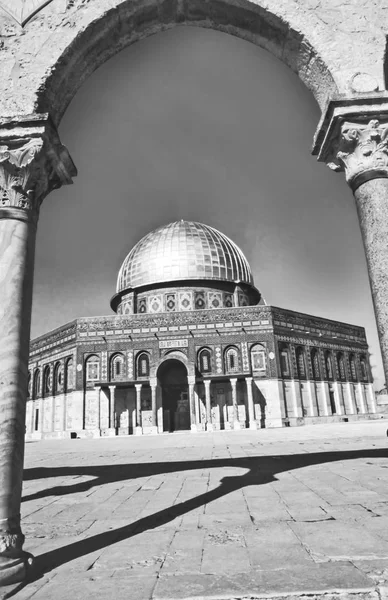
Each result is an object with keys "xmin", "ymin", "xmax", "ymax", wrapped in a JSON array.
[{"xmin": 289, "ymin": 520, "xmax": 388, "ymax": 561}]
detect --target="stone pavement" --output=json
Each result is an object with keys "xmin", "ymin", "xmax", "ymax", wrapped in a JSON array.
[{"xmin": 6, "ymin": 421, "xmax": 388, "ymax": 600}]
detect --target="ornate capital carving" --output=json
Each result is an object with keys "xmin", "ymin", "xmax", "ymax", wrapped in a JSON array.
[
  {"xmin": 0, "ymin": 116, "xmax": 76, "ymax": 223},
  {"xmin": 328, "ymin": 119, "xmax": 388, "ymax": 190}
]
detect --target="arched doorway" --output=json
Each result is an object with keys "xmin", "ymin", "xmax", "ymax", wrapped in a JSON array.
[{"xmin": 157, "ymin": 359, "xmax": 190, "ymax": 432}]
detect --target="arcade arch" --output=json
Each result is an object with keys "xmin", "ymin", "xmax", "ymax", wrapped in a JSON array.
[{"xmin": 1, "ymin": 0, "xmax": 388, "ymax": 588}]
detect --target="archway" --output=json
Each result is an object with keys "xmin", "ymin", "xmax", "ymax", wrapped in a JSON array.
[
  {"xmin": 157, "ymin": 359, "xmax": 190, "ymax": 432},
  {"xmin": 1, "ymin": 0, "xmax": 388, "ymax": 589}
]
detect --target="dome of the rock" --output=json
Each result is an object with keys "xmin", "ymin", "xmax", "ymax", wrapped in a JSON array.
[{"xmin": 116, "ymin": 220, "xmax": 254, "ymax": 292}]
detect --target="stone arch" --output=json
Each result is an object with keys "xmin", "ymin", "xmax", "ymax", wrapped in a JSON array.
[{"xmin": 3, "ymin": 0, "xmax": 348, "ymax": 124}]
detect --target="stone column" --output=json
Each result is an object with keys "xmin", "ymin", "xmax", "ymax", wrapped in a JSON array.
[
  {"xmin": 245, "ymin": 377, "xmax": 257, "ymax": 429},
  {"xmin": 150, "ymin": 378, "xmax": 158, "ymax": 430},
  {"xmin": 204, "ymin": 379, "xmax": 212, "ymax": 431},
  {"xmin": 96, "ymin": 386, "xmax": 101, "ymax": 431},
  {"xmin": 188, "ymin": 375, "xmax": 197, "ymax": 432},
  {"xmin": 230, "ymin": 378, "xmax": 240, "ymax": 429},
  {"xmin": 134, "ymin": 383, "xmax": 142, "ymax": 435},
  {"xmin": 318, "ymin": 114, "xmax": 388, "ymax": 386},
  {"xmin": 367, "ymin": 383, "xmax": 377, "ymax": 413},
  {"xmin": 346, "ymin": 382, "xmax": 356, "ymax": 414},
  {"xmin": 109, "ymin": 385, "xmax": 116, "ymax": 431},
  {"xmin": 0, "ymin": 118, "xmax": 76, "ymax": 585},
  {"xmin": 357, "ymin": 382, "xmax": 367, "ymax": 414}
]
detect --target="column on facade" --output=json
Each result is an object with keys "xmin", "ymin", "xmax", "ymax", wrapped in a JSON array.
[
  {"xmin": 204, "ymin": 379, "xmax": 212, "ymax": 431},
  {"xmin": 346, "ymin": 382, "xmax": 356, "ymax": 414},
  {"xmin": 0, "ymin": 119, "xmax": 76, "ymax": 585},
  {"xmin": 134, "ymin": 383, "xmax": 143, "ymax": 434},
  {"xmin": 316, "ymin": 112, "xmax": 388, "ymax": 389},
  {"xmin": 95, "ymin": 386, "xmax": 101, "ymax": 431},
  {"xmin": 188, "ymin": 375, "xmax": 197, "ymax": 431},
  {"xmin": 367, "ymin": 384, "xmax": 377, "ymax": 413},
  {"xmin": 150, "ymin": 378, "xmax": 157, "ymax": 430},
  {"xmin": 357, "ymin": 382, "xmax": 367, "ymax": 414},
  {"xmin": 109, "ymin": 385, "xmax": 116, "ymax": 430},
  {"xmin": 230, "ymin": 378, "xmax": 240, "ymax": 429},
  {"xmin": 245, "ymin": 377, "xmax": 257, "ymax": 429}
]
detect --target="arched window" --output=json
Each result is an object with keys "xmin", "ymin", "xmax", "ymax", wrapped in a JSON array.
[
  {"xmin": 85, "ymin": 355, "xmax": 100, "ymax": 381},
  {"xmin": 360, "ymin": 355, "xmax": 368, "ymax": 381},
  {"xmin": 250, "ymin": 344, "xmax": 266, "ymax": 372},
  {"xmin": 53, "ymin": 362, "xmax": 63, "ymax": 395},
  {"xmin": 225, "ymin": 347, "xmax": 239, "ymax": 373},
  {"xmin": 325, "ymin": 351, "xmax": 333, "ymax": 380},
  {"xmin": 279, "ymin": 345, "xmax": 290, "ymax": 377},
  {"xmin": 296, "ymin": 347, "xmax": 306, "ymax": 379},
  {"xmin": 110, "ymin": 354, "xmax": 125, "ymax": 380},
  {"xmin": 32, "ymin": 369, "xmax": 40, "ymax": 400},
  {"xmin": 65, "ymin": 358, "xmax": 74, "ymax": 392},
  {"xmin": 337, "ymin": 353, "xmax": 346, "ymax": 380},
  {"xmin": 27, "ymin": 371, "xmax": 31, "ymax": 398},
  {"xmin": 311, "ymin": 349, "xmax": 320, "ymax": 380},
  {"xmin": 198, "ymin": 349, "xmax": 211, "ymax": 373},
  {"xmin": 349, "ymin": 354, "xmax": 357, "ymax": 381},
  {"xmin": 43, "ymin": 365, "xmax": 52, "ymax": 397},
  {"xmin": 137, "ymin": 353, "xmax": 150, "ymax": 378}
]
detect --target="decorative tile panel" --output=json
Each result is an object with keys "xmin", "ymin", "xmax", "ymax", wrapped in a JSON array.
[
  {"xmin": 148, "ymin": 295, "xmax": 163, "ymax": 313},
  {"xmin": 241, "ymin": 342, "xmax": 249, "ymax": 372},
  {"xmin": 215, "ymin": 346, "xmax": 223, "ymax": 374},
  {"xmin": 208, "ymin": 292, "xmax": 223, "ymax": 309},
  {"xmin": 127, "ymin": 351, "xmax": 133, "ymax": 379},
  {"xmin": 178, "ymin": 291, "xmax": 193, "ymax": 311},
  {"xmin": 166, "ymin": 293, "xmax": 176, "ymax": 312},
  {"xmin": 101, "ymin": 351, "xmax": 107, "ymax": 381},
  {"xmin": 195, "ymin": 291, "xmax": 206, "ymax": 310}
]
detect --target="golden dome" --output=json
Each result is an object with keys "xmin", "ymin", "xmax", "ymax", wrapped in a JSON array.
[{"xmin": 117, "ymin": 221, "xmax": 254, "ymax": 292}]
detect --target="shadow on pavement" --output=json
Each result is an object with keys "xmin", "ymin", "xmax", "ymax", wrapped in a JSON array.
[{"xmin": 23, "ymin": 447, "xmax": 388, "ymax": 579}]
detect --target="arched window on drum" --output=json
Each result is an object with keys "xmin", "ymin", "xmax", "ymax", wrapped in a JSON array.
[
  {"xmin": 224, "ymin": 346, "xmax": 239, "ymax": 374},
  {"xmin": 137, "ymin": 352, "xmax": 150, "ymax": 378},
  {"xmin": 53, "ymin": 362, "xmax": 63, "ymax": 395},
  {"xmin": 360, "ymin": 355, "xmax": 369, "ymax": 381},
  {"xmin": 198, "ymin": 348, "xmax": 212, "ymax": 374},
  {"xmin": 295, "ymin": 347, "xmax": 306, "ymax": 379},
  {"xmin": 110, "ymin": 353, "xmax": 125, "ymax": 381},
  {"xmin": 43, "ymin": 365, "xmax": 52, "ymax": 397},
  {"xmin": 279, "ymin": 344, "xmax": 291, "ymax": 377},
  {"xmin": 311, "ymin": 348, "xmax": 320, "ymax": 380},
  {"xmin": 32, "ymin": 369, "xmax": 41, "ymax": 400},
  {"xmin": 85, "ymin": 355, "xmax": 100, "ymax": 382},
  {"xmin": 250, "ymin": 344, "xmax": 266, "ymax": 373},
  {"xmin": 324, "ymin": 351, "xmax": 334, "ymax": 380},
  {"xmin": 65, "ymin": 358, "xmax": 74, "ymax": 392},
  {"xmin": 336, "ymin": 352, "xmax": 346, "ymax": 381},
  {"xmin": 349, "ymin": 354, "xmax": 357, "ymax": 381}
]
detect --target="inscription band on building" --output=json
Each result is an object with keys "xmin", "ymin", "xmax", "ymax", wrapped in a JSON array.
[{"xmin": 159, "ymin": 339, "xmax": 188, "ymax": 349}]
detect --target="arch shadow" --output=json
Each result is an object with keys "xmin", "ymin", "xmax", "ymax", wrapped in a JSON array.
[{"xmin": 23, "ymin": 446, "xmax": 388, "ymax": 579}]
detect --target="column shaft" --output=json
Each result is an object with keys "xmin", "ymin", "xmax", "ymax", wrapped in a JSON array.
[
  {"xmin": 204, "ymin": 381, "xmax": 212, "ymax": 424},
  {"xmin": 135, "ymin": 384, "xmax": 142, "ymax": 428},
  {"xmin": 245, "ymin": 377, "xmax": 256, "ymax": 428},
  {"xmin": 0, "ymin": 214, "xmax": 37, "ymax": 579},
  {"xmin": 96, "ymin": 386, "xmax": 101, "ymax": 430},
  {"xmin": 230, "ymin": 378, "xmax": 239, "ymax": 427},
  {"xmin": 109, "ymin": 386, "xmax": 116, "ymax": 429},
  {"xmin": 151, "ymin": 384, "xmax": 157, "ymax": 427}
]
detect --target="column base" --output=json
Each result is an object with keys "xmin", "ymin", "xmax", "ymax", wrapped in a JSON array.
[
  {"xmin": 224, "ymin": 421, "xmax": 232, "ymax": 430},
  {"xmin": 0, "ymin": 552, "xmax": 34, "ymax": 588},
  {"xmin": 206, "ymin": 423, "xmax": 214, "ymax": 431},
  {"xmin": 233, "ymin": 421, "xmax": 241, "ymax": 430},
  {"xmin": 134, "ymin": 426, "xmax": 143, "ymax": 436},
  {"xmin": 190, "ymin": 424, "xmax": 198, "ymax": 432},
  {"xmin": 142, "ymin": 426, "xmax": 158, "ymax": 435},
  {"xmin": 249, "ymin": 421, "xmax": 258, "ymax": 430}
]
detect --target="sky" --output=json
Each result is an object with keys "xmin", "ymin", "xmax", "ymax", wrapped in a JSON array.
[{"xmin": 31, "ymin": 25, "xmax": 385, "ymax": 389}]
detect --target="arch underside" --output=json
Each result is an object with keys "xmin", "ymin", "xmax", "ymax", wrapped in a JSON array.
[{"xmin": 36, "ymin": 0, "xmax": 338, "ymax": 124}]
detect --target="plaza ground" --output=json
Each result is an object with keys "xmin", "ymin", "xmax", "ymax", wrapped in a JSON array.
[{"xmin": 8, "ymin": 420, "xmax": 388, "ymax": 599}]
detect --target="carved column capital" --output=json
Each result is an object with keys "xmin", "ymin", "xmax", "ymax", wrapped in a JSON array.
[
  {"xmin": 0, "ymin": 116, "xmax": 76, "ymax": 224},
  {"xmin": 313, "ymin": 97, "xmax": 388, "ymax": 192},
  {"xmin": 327, "ymin": 119, "xmax": 388, "ymax": 190}
]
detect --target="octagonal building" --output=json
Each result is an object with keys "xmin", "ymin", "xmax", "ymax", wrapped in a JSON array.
[{"xmin": 26, "ymin": 220, "xmax": 377, "ymax": 439}]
